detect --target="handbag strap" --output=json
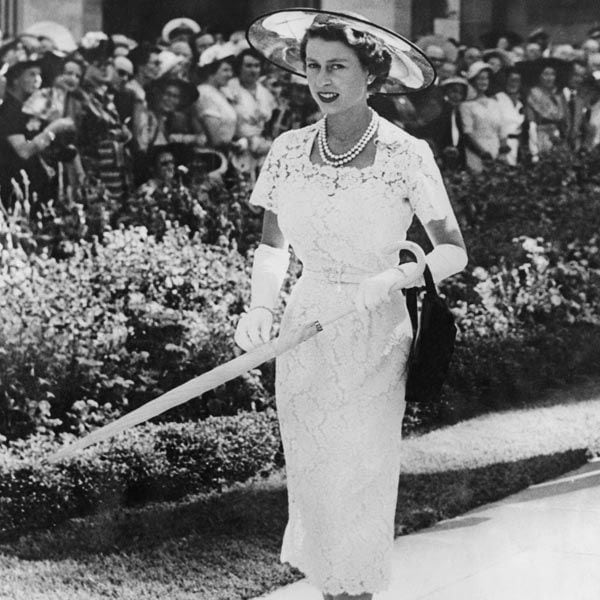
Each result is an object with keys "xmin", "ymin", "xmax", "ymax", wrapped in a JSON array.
[{"xmin": 405, "ymin": 264, "xmax": 437, "ymax": 342}]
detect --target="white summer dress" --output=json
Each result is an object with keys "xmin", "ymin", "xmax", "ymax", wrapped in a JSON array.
[{"xmin": 249, "ymin": 117, "xmax": 452, "ymax": 596}]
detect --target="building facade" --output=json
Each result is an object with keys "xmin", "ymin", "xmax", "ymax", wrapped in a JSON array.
[{"xmin": 2, "ymin": 0, "xmax": 599, "ymax": 48}]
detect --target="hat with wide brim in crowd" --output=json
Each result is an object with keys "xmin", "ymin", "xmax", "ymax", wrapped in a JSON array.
[
  {"xmin": 513, "ymin": 57, "xmax": 570, "ymax": 88},
  {"xmin": 415, "ymin": 34, "xmax": 459, "ymax": 63},
  {"xmin": 150, "ymin": 75, "xmax": 199, "ymax": 108},
  {"xmin": 24, "ymin": 21, "xmax": 78, "ymax": 54},
  {"xmin": 149, "ymin": 143, "xmax": 228, "ymax": 178},
  {"xmin": 465, "ymin": 60, "xmax": 494, "ymax": 82},
  {"xmin": 187, "ymin": 146, "xmax": 228, "ymax": 177},
  {"xmin": 198, "ymin": 42, "xmax": 237, "ymax": 68},
  {"xmin": 162, "ymin": 17, "xmax": 201, "ymax": 44},
  {"xmin": 482, "ymin": 48, "xmax": 514, "ymax": 69},
  {"xmin": 527, "ymin": 27, "xmax": 549, "ymax": 44},
  {"xmin": 4, "ymin": 56, "xmax": 43, "ymax": 85},
  {"xmin": 245, "ymin": 8, "xmax": 436, "ymax": 95},
  {"xmin": 78, "ymin": 31, "xmax": 115, "ymax": 64},
  {"xmin": 440, "ymin": 76, "xmax": 470, "ymax": 96}
]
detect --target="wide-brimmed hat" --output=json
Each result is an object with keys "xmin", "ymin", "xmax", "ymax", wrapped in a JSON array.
[
  {"xmin": 5, "ymin": 55, "xmax": 43, "ymax": 86},
  {"xmin": 150, "ymin": 75, "xmax": 199, "ymax": 108},
  {"xmin": 441, "ymin": 76, "xmax": 473, "ymax": 100},
  {"xmin": 246, "ymin": 8, "xmax": 436, "ymax": 95},
  {"xmin": 112, "ymin": 34, "xmax": 138, "ymax": 53},
  {"xmin": 482, "ymin": 48, "xmax": 514, "ymax": 69},
  {"xmin": 465, "ymin": 60, "xmax": 494, "ymax": 81},
  {"xmin": 527, "ymin": 27, "xmax": 549, "ymax": 43},
  {"xmin": 416, "ymin": 34, "xmax": 458, "ymax": 63},
  {"xmin": 198, "ymin": 42, "xmax": 236, "ymax": 68},
  {"xmin": 188, "ymin": 146, "xmax": 228, "ymax": 177},
  {"xmin": 24, "ymin": 21, "xmax": 77, "ymax": 54},
  {"xmin": 513, "ymin": 57, "xmax": 570, "ymax": 88},
  {"xmin": 79, "ymin": 31, "xmax": 115, "ymax": 64},
  {"xmin": 162, "ymin": 18, "xmax": 201, "ymax": 44},
  {"xmin": 440, "ymin": 76, "xmax": 469, "ymax": 93}
]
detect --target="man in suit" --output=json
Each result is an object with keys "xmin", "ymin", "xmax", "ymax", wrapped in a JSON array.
[
  {"xmin": 562, "ymin": 60, "xmax": 593, "ymax": 151},
  {"xmin": 418, "ymin": 77, "xmax": 469, "ymax": 170}
]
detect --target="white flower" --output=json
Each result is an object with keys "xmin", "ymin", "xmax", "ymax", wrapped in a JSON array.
[
  {"xmin": 521, "ymin": 237, "xmax": 542, "ymax": 254},
  {"xmin": 472, "ymin": 266, "xmax": 488, "ymax": 281},
  {"xmin": 80, "ymin": 31, "xmax": 108, "ymax": 50}
]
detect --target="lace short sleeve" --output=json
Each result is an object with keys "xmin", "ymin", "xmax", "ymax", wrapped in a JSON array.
[
  {"xmin": 407, "ymin": 139, "xmax": 454, "ymax": 224},
  {"xmin": 249, "ymin": 133, "xmax": 286, "ymax": 213}
]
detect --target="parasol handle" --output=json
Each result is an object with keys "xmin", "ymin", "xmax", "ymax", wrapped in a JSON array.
[{"xmin": 316, "ymin": 240, "xmax": 428, "ymax": 330}]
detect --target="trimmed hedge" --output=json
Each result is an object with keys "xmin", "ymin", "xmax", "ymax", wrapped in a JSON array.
[{"xmin": 0, "ymin": 410, "xmax": 282, "ymax": 537}]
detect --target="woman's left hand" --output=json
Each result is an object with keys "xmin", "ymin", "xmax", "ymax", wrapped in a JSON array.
[{"xmin": 354, "ymin": 269, "xmax": 406, "ymax": 314}]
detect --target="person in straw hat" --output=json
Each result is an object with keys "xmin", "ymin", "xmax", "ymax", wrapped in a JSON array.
[
  {"xmin": 235, "ymin": 9, "xmax": 467, "ymax": 599},
  {"xmin": 459, "ymin": 60, "xmax": 508, "ymax": 172}
]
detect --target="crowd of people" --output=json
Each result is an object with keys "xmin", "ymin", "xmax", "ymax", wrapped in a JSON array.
[
  {"xmin": 382, "ymin": 25, "xmax": 600, "ymax": 171},
  {"xmin": 1, "ymin": 17, "xmax": 600, "ymax": 209},
  {"xmin": 0, "ymin": 17, "xmax": 321, "ymax": 209}
]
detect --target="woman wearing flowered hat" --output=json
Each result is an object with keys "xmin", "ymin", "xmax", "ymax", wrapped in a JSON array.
[{"xmin": 234, "ymin": 9, "xmax": 468, "ymax": 599}]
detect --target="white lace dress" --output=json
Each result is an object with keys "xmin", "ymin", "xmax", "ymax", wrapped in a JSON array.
[{"xmin": 249, "ymin": 117, "xmax": 452, "ymax": 596}]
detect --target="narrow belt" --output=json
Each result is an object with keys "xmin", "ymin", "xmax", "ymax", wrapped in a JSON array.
[{"xmin": 302, "ymin": 266, "xmax": 379, "ymax": 285}]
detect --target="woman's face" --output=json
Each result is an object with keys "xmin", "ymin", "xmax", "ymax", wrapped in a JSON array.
[
  {"xmin": 195, "ymin": 34, "xmax": 215, "ymax": 56},
  {"xmin": 486, "ymin": 56, "xmax": 502, "ymax": 73},
  {"xmin": 504, "ymin": 72, "xmax": 522, "ymax": 94},
  {"xmin": 539, "ymin": 67, "xmax": 556, "ymax": 89},
  {"xmin": 445, "ymin": 84, "xmax": 465, "ymax": 106},
  {"xmin": 86, "ymin": 59, "xmax": 114, "ymax": 86},
  {"xmin": 304, "ymin": 38, "xmax": 370, "ymax": 116},
  {"xmin": 160, "ymin": 84, "xmax": 182, "ymax": 113},
  {"xmin": 62, "ymin": 61, "xmax": 83, "ymax": 90},
  {"xmin": 213, "ymin": 61, "xmax": 233, "ymax": 88},
  {"xmin": 156, "ymin": 151, "xmax": 175, "ymax": 182},
  {"xmin": 170, "ymin": 40, "xmax": 193, "ymax": 66},
  {"xmin": 473, "ymin": 70, "xmax": 490, "ymax": 94}
]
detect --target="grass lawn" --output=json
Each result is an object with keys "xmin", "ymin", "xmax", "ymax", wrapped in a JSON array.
[{"xmin": 1, "ymin": 378, "xmax": 599, "ymax": 600}]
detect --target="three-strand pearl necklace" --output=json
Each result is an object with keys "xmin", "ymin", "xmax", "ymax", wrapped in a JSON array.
[{"xmin": 318, "ymin": 109, "xmax": 379, "ymax": 167}]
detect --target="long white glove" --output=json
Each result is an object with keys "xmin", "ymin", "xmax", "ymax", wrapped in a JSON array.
[
  {"xmin": 234, "ymin": 243, "xmax": 289, "ymax": 351},
  {"xmin": 354, "ymin": 243, "xmax": 467, "ymax": 314}
]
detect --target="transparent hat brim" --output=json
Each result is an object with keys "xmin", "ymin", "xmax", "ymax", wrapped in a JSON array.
[{"xmin": 246, "ymin": 9, "xmax": 436, "ymax": 95}]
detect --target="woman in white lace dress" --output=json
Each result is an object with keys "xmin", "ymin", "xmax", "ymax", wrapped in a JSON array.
[{"xmin": 235, "ymin": 10, "xmax": 468, "ymax": 600}]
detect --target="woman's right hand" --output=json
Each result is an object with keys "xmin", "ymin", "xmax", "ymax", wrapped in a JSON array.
[{"xmin": 234, "ymin": 307, "xmax": 274, "ymax": 352}]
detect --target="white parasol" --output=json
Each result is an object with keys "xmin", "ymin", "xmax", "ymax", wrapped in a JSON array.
[{"xmin": 47, "ymin": 241, "xmax": 427, "ymax": 464}]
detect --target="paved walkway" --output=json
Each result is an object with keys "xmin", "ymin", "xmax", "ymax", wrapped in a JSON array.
[{"xmin": 253, "ymin": 459, "xmax": 600, "ymax": 600}]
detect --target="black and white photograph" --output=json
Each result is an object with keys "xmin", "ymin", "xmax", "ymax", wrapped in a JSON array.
[{"xmin": 0, "ymin": 1, "xmax": 599, "ymax": 598}]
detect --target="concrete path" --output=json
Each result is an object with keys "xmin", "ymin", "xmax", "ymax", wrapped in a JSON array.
[{"xmin": 253, "ymin": 459, "xmax": 600, "ymax": 600}]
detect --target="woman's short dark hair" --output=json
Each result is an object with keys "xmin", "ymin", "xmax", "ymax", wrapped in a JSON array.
[
  {"xmin": 234, "ymin": 48, "xmax": 264, "ymax": 76},
  {"xmin": 299, "ymin": 19, "xmax": 391, "ymax": 92},
  {"xmin": 61, "ymin": 54, "xmax": 86, "ymax": 74},
  {"xmin": 199, "ymin": 55, "xmax": 235, "ymax": 79}
]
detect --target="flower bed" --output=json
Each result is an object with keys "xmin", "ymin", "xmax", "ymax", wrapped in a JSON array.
[{"xmin": 1, "ymin": 149, "xmax": 600, "ymax": 534}]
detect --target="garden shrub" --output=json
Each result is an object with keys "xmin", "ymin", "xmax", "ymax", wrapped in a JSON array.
[
  {"xmin": 0, "ymin": 409, "xmax": 281, "ymax": 536},
  {"xmin": 0, "ymin": 225, "xmax": 275, "ymax": 440},
  {"xmin": 0, "ymin": 149, "xmax": 600, "ymax": 535}
]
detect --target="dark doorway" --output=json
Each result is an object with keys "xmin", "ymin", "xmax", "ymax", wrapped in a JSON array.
[
  {"xmin": 102, "ymin": 0, "xmax": 250, "ymax": 42},
  {"xmin": 411, "ymin": 0, "xmax": 450, "ymax": 38}
]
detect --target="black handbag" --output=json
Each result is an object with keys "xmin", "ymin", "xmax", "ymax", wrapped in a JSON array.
[{"xmin": 404, "ymin": 265, "xmax": 456, "ymax": 405}]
